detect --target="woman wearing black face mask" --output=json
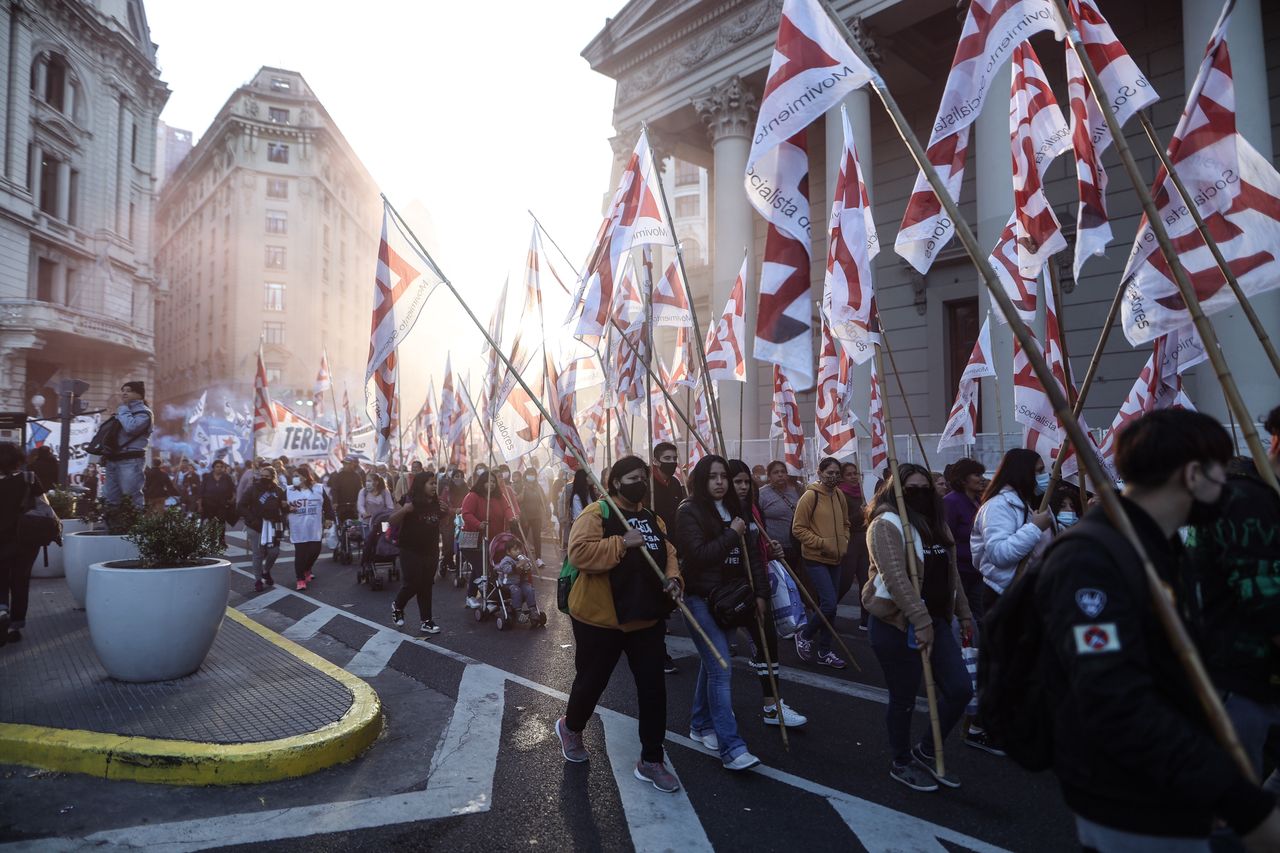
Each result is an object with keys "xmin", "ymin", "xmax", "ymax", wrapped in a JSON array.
[{"xmin": 863, "ymin": 462, "xmax": 974, "ymax": 792}]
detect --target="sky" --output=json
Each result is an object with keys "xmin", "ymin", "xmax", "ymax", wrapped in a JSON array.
[{"xmin": 144, "ymin": 0, "xmax": 619, "ymax": 417}]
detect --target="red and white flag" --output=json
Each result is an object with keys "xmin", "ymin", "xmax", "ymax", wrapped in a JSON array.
[
  {"xmin": 547, "ymin": 350, "xmax": 588, "ymax": 472},
  {"xmin": 895, "ymin": 0, "xmax": 1061, "ymax": 274},
  {"xmin": 815, "ymin": 321, "xmax": 859, "ymax": 457},
  {"xmin": 1065, "ymin": 0, "xmax": 1159, "ymax": 279},
  {"xmin": 366, "ymin": 203, "xmax": 443, "ymax": 457},
  {"xmin": 438, "ymin": 353, "xmax": 456, "ymax": 445},
  {"xmin": 480, "ymin": 277, "xmax": 510, "ymax": 420},
  {"xmin": 492, "ymin": 372, "xmax": 544, "ymax": 463},
  {"xmin": 868, "ymin": 356, "xmax": 887, "ymax": 473},
  {"xmin": 611, "ymin": 326, "xmax": 649, "ymax": 415},
  {"xmin": 313, "ymin": 351, "xmax": 331, "ymax": 419},
  {"xmin": 770, "ymin": 366, "xmax": 805, "ymax": 475},
  {"xmin": 668, "ymin": 325, "xmax": 698, "ymax": 390},
  {"xmin": 450, "ymin": 378, "xmax": 479, "ymax": 449},
  {"xmin": 611, "ymin": 257, "xmax": 645, "ymax": 335},
  {"xmin": 687, "ymin": 388, "xmax": 715, "ymax": 470},
  {"xmin": 705, "ymin": 257, "xmax": 747, "ymax": 382},
  {"xmin": 653, "ymin": 259, "xmax": 693, "ymax": 328},
  {"xmin": 824, "ymin": 105, "xmax": 880, "ymax": 364},
  {"xmin": 369, "ymin": 351, "xmax": 399, "ymax": 462},
  {"xmin": 1121, "ymin": 5, "xmax": 1280, "ymax": 344},
  {"xmin": 569, "ymin": 129, "xmax": 673, "ymax": 344},
  {"xmin": 415, "ymin": 378, "xmax": 438, "ymax": 461},
  {"xmin": 938, "ymin": 316, "xmax": 997, "ymax": 452},
  {"xmin": 1012, "ymin": 283, "xmax": 1088, "ymax": 466},
  {"xmin": 253, "ymin": 347, "xmax": 277, "ymax": 434}
]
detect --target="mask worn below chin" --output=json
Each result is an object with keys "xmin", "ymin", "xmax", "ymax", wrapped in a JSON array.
[
  {"xmin": 1035, "ymin": 472, "xmax": 1051, "ymax": 495},
  {"xmin": 658, "ymin": 461, "xmax": 678, "ymax": 477},
  {"xmin": 618, "ymin": 480, "xmax": 649, "ymax": 504}
]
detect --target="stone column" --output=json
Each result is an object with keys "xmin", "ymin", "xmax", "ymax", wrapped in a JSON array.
[
  {"xmin": 117, "ymin": 102, "xmax": 133, "ymax": 234},
  {"xmin": 51, "ymin": 263, "xmax": 66, "ymax": 305},
  {"xmin": 975, "ymin": 60, "xmax": 1015, "ymax": 443},
  {"xmin": 29, "ymin": 143, "xmax": 42, "ymax": 209},
  {"xmin": 56, "ymin": 159, "xmax": 70, "ymax": 221},
  {"xmin": 1183, "ymin": 0, "xmax": 1277, "ymax": 425},
  {"xmin": 5, "ymin": 10, "xmax": 32, "ymax": 185},
  {"xmin": 63, "ymin": 75, "xmax": 75, "ymax": 122},
  {"xmin": 695, "ymin": 75, "xmax": 758, "ymax": 442}
]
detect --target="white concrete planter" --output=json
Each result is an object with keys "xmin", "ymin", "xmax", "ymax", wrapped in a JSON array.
[
  {"xmin": 64, "ymin": 531, "xmax": 139, "ymax": 610},
  {"xmin": 86, "ymin": 558, "xmax": 231, "ymax": 683},
  {"xmin": 30, "ymin": 518, "xmax": 88, "ymax": 579}
]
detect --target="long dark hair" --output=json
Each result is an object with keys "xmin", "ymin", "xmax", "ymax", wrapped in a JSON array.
[
  {"xmin": 867, "ymin": 462, "xmax": 947, "ymax": 544},
  {"xmin": 470, "ymin": 470, "xmax": 491, "ymax": 496},
  {"xmin": 726, "ymin": 459, "xmax": 759, "ymax": 514},
  {"xmin": 570, "ymin": 469, "xmax": 597, "ymax": 504},
  {"xmin": 409, "ymin": 469, "xmax": 440, "ymax": 513},
  {"xmin": 981, "ymin": 448, "xmax": 1041, "ymax": 508},
  {"xmin": 687, "ymin": 454, "xmax": 743, "ymax": 519}
]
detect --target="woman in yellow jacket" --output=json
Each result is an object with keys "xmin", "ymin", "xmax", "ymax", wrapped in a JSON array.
[
  {"xmin": 555, "ymin": 455, "xmax": 684, "ymax": 794},
  {"xmin": 791, "ymin": 456, "xmax": 851, "ymax": 669}
]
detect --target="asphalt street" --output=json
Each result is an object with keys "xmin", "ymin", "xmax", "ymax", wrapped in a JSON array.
[{"xmin": 1, "ymin": 533, "xmax": 1081, "ymax": 852}]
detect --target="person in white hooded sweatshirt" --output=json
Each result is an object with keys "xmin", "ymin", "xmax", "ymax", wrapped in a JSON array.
[{"xmin": 287, "ymin": 464, "xmax": 332, "ymax": 591}]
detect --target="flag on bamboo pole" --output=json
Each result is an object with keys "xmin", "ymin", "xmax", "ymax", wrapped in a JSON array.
[
  {"xmin": 492, "ymin": 373, "xmax": 544, "ymax": 463},
  {"xmin": 366, "ymin": 203, "xmax": 442, "ymax": 462},
  {"xmin": 373, "ymin": 353, "xmax": 400, "ymax": 463},
  {"xmin": 253, "ymin": 347, "xmax": 277, "ymax": 434},
  {"xmin": 815, "ymin": 321, "xmax": 858, "ymax": 458},
  {"xmin": 1065, "ymin": 0, "xmax": 1159, "ymax": 280},
  {"xmin": 868, "ymin": 355, "xmax": 886, "ymax": 473},
  {"xmin": 990, "ymin": 41, "xmax": 1072, "ymax": 325},
  {"xmin": 187, "ymin": 390, "xmax": 206, "ymax": 425},
  {"xmin": 451, "ymin": 378, "xmax": 479, "ymax": 449},
  {"xmin": 491, "ymin": 234, "xmax": 547, "ymax": 446},
  {"xmin": 611, "ymin": 258, "xmax": 645, "ymax": 335},
  {"xmin": 938, "ymin": 315, "xmax": 997, "ymax": 452},
  {"xmin": 770, "ymin": 366, "xmax": 805, "ymax": 475},
  {"xmin": 480, "ymin": 277, "xmax": 510, "ymax": 419},
  {"xmin": 688, "ymin": 388, "xmax": 714, "ymax": 469},
  {"xmin": 415, "ymin": 378, "xmax": 438, "ymax": 461},
  {"xmin": 582, "ymin": 397, "xmax": 606, "ymax": 467},
  {"xmin": 568, "ymin": 129, "xmax": 673, "ymax": 344},
  {"xmin": 313, "ymin": 351, "xmax": 331, "ymax": 419},
  {"xmin": 1013, "ymin": 284, "xmax": 1089, "ymax": 467},
  {"xmin": 753, "ymin": 130, "xmax": 815, "ymax": 389},
  {"xmin": 653, "ymin": 259, "xmax": 693, "ymax": 328},
  {"xmin": 438, "ymin": 353, "xmax": 457, "ymax": 446},
  {"xmin": 668, "ymin": 325, "xmax": 697, "ymax": 390},
  {"xmin": 546, "ymin": 351, "xmax": 587, "ymax": 472},
  {"xmin": 705, "ymin": 257, "xmax": 747, "ymax": 382},
  {"xmin": 823, "ymin": 105, "xmax": 880, "ymax": 364},
  {"xmin": 895, "ymin": 0, "xmax": 1062, "ymax": 274},
  {"xmin": 1120, "ymin": 5, "xmax": 1280, "ymax": 345}
]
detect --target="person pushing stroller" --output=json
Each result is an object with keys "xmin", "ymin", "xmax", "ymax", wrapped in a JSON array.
[{"xmin": 490, "ymin": 532, "xmax": 547, "ymax": 627}]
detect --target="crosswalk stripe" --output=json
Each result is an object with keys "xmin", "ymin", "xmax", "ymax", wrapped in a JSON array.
[
  {"xmin": 426, "ymin": 664, "xmax": 505, "ymax": 816},
  {"xmin": 280, "ymin": 608, "xmax": 333, "ymax": 641},
  {"xmin": 235, "ymin": 585, "xmax": 289, "ymax": 613},
  {"xmin": 345, "ymin": 631, "xmax": 405, "ymax": 678},
  {"xmin": 825, "ymin": 790, "xmax": 1008, "ymax": 853},
  {"xmin": 599, "ymin": 712, "xmax": 714, "ymax": 853}
]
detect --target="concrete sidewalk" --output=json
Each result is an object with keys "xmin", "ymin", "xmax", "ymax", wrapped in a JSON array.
[{"xmin": 0, "ymin": 577, "xmax": 382, "ymax": 785}]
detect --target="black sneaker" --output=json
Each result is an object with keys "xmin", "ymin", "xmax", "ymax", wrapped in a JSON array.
[
  {"xmin": 663, "ymin": 655, "xmax": 678, "ymax": 675},
  {"xmin": 391, "ymin": 606, "xmax": 405, "ymax": 628},
  {"xmin": 889, "ymin": 760, "xmax": 939, "ymax": 792},
  {"xmin": 264, "ymin": 573, "xmax": 275, "ymax": 588},
  {"xmin": 963, "ymin": 729, "xmax": 1007, "ymax": 757},
  {"xmin": 0, "ymin": 610, "xmax": 9, "ymax": 647},
  {"xmin": 911, "ymin": 745, "xmax": 960, "ymax": 788},
  {"xmin": 420, "ymin": 619, "xmax": 441, "ymax": 635}
]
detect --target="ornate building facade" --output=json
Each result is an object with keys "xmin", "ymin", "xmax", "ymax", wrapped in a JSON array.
[
  {"xmin": 0, "ymin": 0, "xmax": 169, "ymax": 417},
  {"xmin": 584, "ymin": 0, "xmax": 1278, "ymax": 451},
  {"xmin": 153, "ymin": 67, "xmax": 380, "ymax": 427}
]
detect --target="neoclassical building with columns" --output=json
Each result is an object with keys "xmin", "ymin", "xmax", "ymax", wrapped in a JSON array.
[{"xmin": 583, "ymin": 0, "xmax": 1278, "ymax": 462}]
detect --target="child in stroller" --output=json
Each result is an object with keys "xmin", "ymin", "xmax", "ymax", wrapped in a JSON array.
[
  {"xmin": 489, "ymin": 532, "xmax": 547, "ymax": 627},
  {"xmin": 358, "ymin": 507, "xmax": 402, "ymax": 590}
]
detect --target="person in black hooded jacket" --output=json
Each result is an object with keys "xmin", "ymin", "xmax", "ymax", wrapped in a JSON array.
[
  {"xmin": 239, "ymin": 461, "xmax": 287, "ymax": 591},
  {"xmin": 674, "ymin": 454, "xmax": 768, "ymax": 772}
]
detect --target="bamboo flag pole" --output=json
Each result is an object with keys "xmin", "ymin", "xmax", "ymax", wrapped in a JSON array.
[
  {"xmin": 1134, "ymin": 112, "xmax": 1280, "ymax": 379},
  {"xmin": 642, "ymin": 246, "xmax": 657, "ymax": 499},
  {"xmin": 737, "ymin": 529, "xmax": 788, "ymax": 750},
  {"xmin": 383, "ymin": 197, "xmax": 729, "ymax": 669},
  {"xmin": 528, "ymin": 212, "xmax": 714, "ymax": 456},
  {"xmin": 816, "ymin": 0, "xmax": 1255, "ymax": 777},
  {"xmin": 877, "ymin": 315, "xmax": 932, "ymax": 470}
]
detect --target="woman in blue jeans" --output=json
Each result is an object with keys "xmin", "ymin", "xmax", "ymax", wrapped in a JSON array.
[
  {"xmin": 791, "ymin": 457, "xmax": 851, "ymax": 669},
  {"xmin": 673, "ymin": 454, "xmax": 769, "ymax": 771},
  {"xmin": 862, "ymin": 462, "xmax": 974, "ymax": 793}
]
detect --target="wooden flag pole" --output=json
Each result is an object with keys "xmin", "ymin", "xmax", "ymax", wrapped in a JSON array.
[
  {"xmin": 641, "ymin": 247, "xmax": 657, "ymax": 498},
  {"xmin": 738, "ymin": 529, "xmax": 788, "ymax": 749},
  {"xmin": 1135, "ymin": 112, "xmax": 1280, "ymax": 379},
  {"xmin": 384, "ymin": 197, "xmax": 728, "ymax": 670},
  {"xmin": 815, "ymin": 0, "xmax": 1255, "ymax": 776},
  {"xmin": 527, "ymin": 212, "xmax": 714, "ymax": 456},
  {"xmin": 1046, "ymin": 263, "xmax": 1090, "ymax": 509},
  {"xmin": 877, "ymin": 316, "xmax": 932, "ymax": 470}
]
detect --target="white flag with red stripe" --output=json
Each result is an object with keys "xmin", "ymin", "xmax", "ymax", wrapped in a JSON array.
[
  {"xmin": 687, "ymin": 387, "xmax": 716, "ymax": 470},
  {"xmin": 1012, "ymin": 284, "xmax": 1093, "ymax": 467},
  {"xmin": 1066, "ymin": 0, "xmax": 1159, "ymax": 279},
  {"xmin": 816, "ymin": 320, "xmax": 859, "ymax": 458},
  {"xmin": 668, "ymin": 325, "xmax": 698, "ymax": 390},
  {"xmin": 547, "ymin": 350, "xmax": 589, "ymax": 472},
  {"xmin": 253, "ymin": 348, "xmax": 277, "ymax": 433},
  {"xmin": 769, "ymin": 366, "xmax": 805, "ymax": 475},
  {"xmin": 438, "ymin": 353, "xmax": 456, "ymax": 445},
  {"xmin": 895, "ymin": 0, "xmax": 1061, "ymax": 274},
  {"xmin": 868, "ymin": 355, "xmax": 887, "ymax": 473},
  {"xmin": 705, "ymin": 257, "xmax": 747, "ymax": 382},
  {"xmin": 823, "ymin": 105, "xmax": 880, "ymax": 365},
  {"xmin": 369, "ymin": 351, "xmax": 399, "ymax": 462},
  {"xmin": 415, "ymin": 378, "xmax": 438, "ymax": 461},
  {"xmin": 313, "ymin": 351, "xmax": 331, "ymax": 419},
  {"xmin": 611, "ymin": 258, "xmax": 645, "ymax": 335},
  {"xmin": 569, "ymin": 130, "xmax": 673, "ymax": 344},
  {"xmin": 653, "ymin": 259, "xmax": 693, "ymax": 328},
  {"xmin": 938, "ymin": 316, "xmax": 997, "ymax": 452}
]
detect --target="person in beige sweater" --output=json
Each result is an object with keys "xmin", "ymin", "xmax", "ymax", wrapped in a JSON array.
[
  {"xmin": 791, "ymin": 457, "xmax": 852, "ymax": 669},
  {"xmin": 862, "ymin": 462, "xmax": 974, "ymax": 794}
]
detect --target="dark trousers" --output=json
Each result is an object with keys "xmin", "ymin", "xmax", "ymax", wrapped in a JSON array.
[
  {"xmin": 980, "ymin": 582, "xmax": 1002, "ymax": 618},
  {"xmin": 749, "ymin": 605, "xmax": 781, "ymax": 701},
  {"xmin": 868, "ymin": 615, "xmax": 973, "ymax": 763},
  {"xmin": 395, "ymin": 545, "xmax": 437, "ymax": 620},
  {"xmin": 294, "ymin": 541, "xmax": 322, "ymax": 581},
  {"xmin": 799, "ymin": 560, "xmax": 842, "ymax": 653},
  {"xmin": 839, "ymin": 533, "xmax": 870, "ymax": 626},
  {"xmin": 566, "ymin": 618, "xmax": 667, "ymax": 762},
  {"xmin": 440, "ymin": 521, "xmax": 456, "ymax": 570},
  {"xmin": 462, "ymin": 546, "xmax": 483, "ymax": 596},
  {"xmin": 1, "ymin": 541, "xmax": 39, "ymax": 625},
  {"xmin": 961, "ymin": 571, "xmax": 987, "ymax": 624}
]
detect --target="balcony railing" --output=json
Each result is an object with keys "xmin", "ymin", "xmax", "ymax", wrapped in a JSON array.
[{"xmin": 0, "ymin": 300, "xmax": 153, "ymax": 355}]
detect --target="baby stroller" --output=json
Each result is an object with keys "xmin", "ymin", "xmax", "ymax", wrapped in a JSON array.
[
  {"xmin": 450, "ymin": 513, "xmax": 470, "ymax": 588},
  {"xmin": 474, "ymin": 531, "xmax": 547, "ymax": 631},
  {"xmin": 358, "ymin": 508, "xmax": 402, "ymax": 591},
  {"xmin": 334, "ymin": 518, "xmax": 364, "ymax": 565}
]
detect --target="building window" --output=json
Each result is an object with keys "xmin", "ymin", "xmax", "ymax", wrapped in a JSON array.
[
  {"xmin": 267, "ymin": 143, "xmax": 289, "ymax": 164},
  {"xmin": 266, "ymin": 178, "xmax": 288, "ymax": 199},
  {"xmin": 945, "ymin": 297, "xmax": 982, "ymax": 423},
  {"xmin": 264, "ymin": 282, "xmax": 285, "ymax": 311},
  {"xmin": 674, "ymin": 195, "xmax": 700, "ymax": 219},
  {"xmin": 266, "ymin": 210, "xmax": 287, "ymax": 234},
  {"xmin": 265, "ymin": 246, "xmax": 286, "ymax": 270},
  {"xmin": 262, "ymin": 321, "xmax": 284, "ymax": 345},
  {"xmin": 268, "ymin": 107, "xmax": 289, "ymax": 124},
  {"xmin": 321, "ymin": 257, "xmax": 330, "ymax": 282},
  {"xmin": 674, "ymin": 159, "xmax": 700, "ymax": 187},
  {"xmin": 131, "ymin": 123, "xmax": 139, "ymax": 165},
  {"xmin": 266, "ymin": 367, "xmax": 283, "ymax": 383},
  {"xmin": 38, "ymin": 153, "xmax": 58, "ymax": 215},
  {"xmin": 682, "ymin": 238, "xmax": 703, "ymax": 265},
  {"xmin": 36, "ymin": 258, "xmax": 56, "ymax": 302},
  {"xmin": 270, "ymin": 77, "xmax": 291, "ymax": 92}
]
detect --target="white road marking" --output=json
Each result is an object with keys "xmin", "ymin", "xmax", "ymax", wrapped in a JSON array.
[
  {"xmin": 280, "ymin": 607, "xmax": 333, "ymax": 641},
  {"xmin": 234, "ymin": 585, "xmax": 288, "ymax": 613},
  {"xmin": 600, "ymin": 712, "xmax": 714, "ymax": 853},
  {"xmin": 344, "ymin": 631, "xmax": 405, "ymax": 678},
  {"xmin": 425, "ymin": 664, "xmax": 506, "ymax": 816}
]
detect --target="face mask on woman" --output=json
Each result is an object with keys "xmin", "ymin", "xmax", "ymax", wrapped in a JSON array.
[
  {"xmin": 1056, "ymin": 511, "xmax": 1078, "ymax": 527},
  {"xmin": 291, "ymin": 476, "xmax": 302, "ymax": 488},
  {"xmin": 365, "ymin": 480, "xmax": 375, "ymax": 490},
  {"xmin": 903, "ymin": 485, "xmax": 934, "ymax": 517},
  {"xmin": 525, "ymin": 474, "xmax": 537, "ymax": 483},
  {"xmin": 1035, "ymin": 472, "xmax": 1051, "ymax": 495}
]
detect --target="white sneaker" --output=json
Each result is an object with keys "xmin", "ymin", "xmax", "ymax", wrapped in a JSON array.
[
  {"xmin": 689, "ymin": 730, "xmax": 719, "ymax": 753},
  {"xmin": 763, "ymin": 701, "xmax": 808, "ymax": 728},
  {"xmin": 465, "ymin": 596, "xmax": 482, "ymax": 609},
  {"xmin": 723, "ymin": 751, "xmax": 761, "ymax": 772}
]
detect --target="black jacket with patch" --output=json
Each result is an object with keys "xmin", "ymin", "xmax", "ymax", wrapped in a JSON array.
[
  {"xmin": 1033, "ymin": 498, "xmax": 1272, "ymax": 839},
  {"xmin": 673, "ymin": 498, "xmax": 766, "ymax": 599}
]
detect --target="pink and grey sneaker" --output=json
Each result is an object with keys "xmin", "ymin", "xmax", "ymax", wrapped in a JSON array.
[
  {"xmin": 817, "ymin": 650, "xmax": 847, "ymax": 670},
  {"xmin": 634, "ymin": 759, "xmax": 680, "ymax": 793},
  {"xmin": 794, "ymin": 634, "xmax": 814, "ymax": 663},
  {"xmin": 555, "ymin": 716, "xmax": 588, "ymax": 763}
]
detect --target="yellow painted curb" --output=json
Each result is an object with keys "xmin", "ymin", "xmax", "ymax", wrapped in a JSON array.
[{"xmin": 0, "ymin": 608, "xmax": 383, "ymax": 785}]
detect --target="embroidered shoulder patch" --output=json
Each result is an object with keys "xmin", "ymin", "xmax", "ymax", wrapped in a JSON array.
[
  {"xmin": 1075, "ymin": 588, "xmax": 1107, "ymax": 618},
  {"xmin": 1073, "ymin": 623, "xmax": 1121, "ymax": 654}
]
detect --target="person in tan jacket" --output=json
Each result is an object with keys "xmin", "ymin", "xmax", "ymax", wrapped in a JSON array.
[
  {"xmin": 791, "ymin": 457, "xmax": 852, "ymax": 669},
  {"xmin": 862, "ymin": 462, "xmax": 974, "ymax": 794},
  {"xmin": 554, "ymin": 455, "xmax": 683, "ymax": 795}
]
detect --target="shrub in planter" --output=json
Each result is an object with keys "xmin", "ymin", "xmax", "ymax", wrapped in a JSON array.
[
  {"xmin": 64, "ymin": 499, "xmax": 144, "ymax": 602},
  {"xmin": 87, "ymin": 508, "xmax": 231, "ymax": 682},
  {"xmin": 45, "ymin": 487, "xmax": 77, "ymax": 520}
]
